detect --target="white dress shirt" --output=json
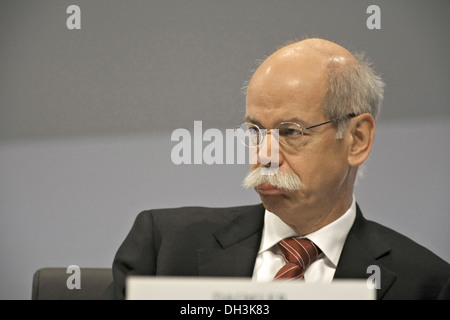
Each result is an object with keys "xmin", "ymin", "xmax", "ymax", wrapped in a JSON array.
[{"xmin": 252, "ymin": 196, "xmax": 356, "ymax": 283}]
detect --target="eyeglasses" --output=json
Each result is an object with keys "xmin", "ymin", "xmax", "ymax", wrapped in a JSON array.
[{"xmin": 235, "ymin": 113, "xmax": 357, "ymax": 148}]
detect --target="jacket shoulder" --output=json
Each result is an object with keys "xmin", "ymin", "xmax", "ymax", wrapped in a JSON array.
[
  {"xmin": 362, "ymin": 218, "xmax": 450, "ymax": 299},
  {"xmin": 365, "ymin": 218, "xmax": 449, "ymax": 268},
  {"xmin": 137, "ymin": 203, "xmax": 264, "ymax": 225}
]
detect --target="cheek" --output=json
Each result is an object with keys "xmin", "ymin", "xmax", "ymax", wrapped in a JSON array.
[
  {"xmin": 287, "ymin": 149, "xmax": 346, "ymax": 188},
  {"xmin": 311, "ymin": 151, "xmax": 349, "ymax": 189},
  {"xmin": 284, "ymin": 155, "xmax": 309, "ymax": 183}
]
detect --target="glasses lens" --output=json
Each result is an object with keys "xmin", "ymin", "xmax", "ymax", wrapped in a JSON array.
[
  {"xmin": 236, "ymin": 123, "xmax": 261, "ymax": 147},
  {"xmin": 276, "ymin": 122, "xmax": 304, "ymax": 148}
]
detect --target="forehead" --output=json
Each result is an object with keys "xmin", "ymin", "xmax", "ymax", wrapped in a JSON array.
[
  {"xmin": 245, "ymin": 55, "xmax": 329, "ymax": 127},
  {"xmin": 245, "ymin": 105, "xmax": 319, "ymax": 129},
  {"xmin": 245, "ymin": 89, "xmax": 327, "ymax": 128}
]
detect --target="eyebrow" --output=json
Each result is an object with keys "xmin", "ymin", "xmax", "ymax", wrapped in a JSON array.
[{"xmin": 244, "ymin": 116, "xmax": 313, "ymax": 128}]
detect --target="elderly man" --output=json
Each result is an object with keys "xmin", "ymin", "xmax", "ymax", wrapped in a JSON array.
[{"xmin": 103, "ymin": 38, "xmax": 450, "ymax": 300}]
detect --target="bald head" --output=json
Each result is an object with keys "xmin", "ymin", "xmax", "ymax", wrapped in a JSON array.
[
  {"xmin": 251, "ymin": 38, "xmax": 357, "ymax": 80},
  {"xmin": 247, "ymin": 38, "xmax": 356, "ymax": 112},
  {"xmin": 266, "ymin": 38, "xmax": 356, "ymax": 68},
  {"xmin": 246, "ymin": 38, "xmax": 384, "ymax": 135}
]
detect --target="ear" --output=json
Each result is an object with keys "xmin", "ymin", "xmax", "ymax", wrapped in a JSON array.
[{"xmin": 347, "ymin": 113, "xmax": 375, "ymax": 167}]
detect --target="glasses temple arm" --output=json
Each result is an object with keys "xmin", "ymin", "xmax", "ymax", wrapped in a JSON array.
[{"xmin": 303, "ymin": 113, "xmax": 357, "ymax": 131}]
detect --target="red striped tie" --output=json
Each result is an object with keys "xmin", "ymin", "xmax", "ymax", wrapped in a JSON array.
[{"xmin": 273, "ymin": 237, "xmax": 321, "ymax": 280}]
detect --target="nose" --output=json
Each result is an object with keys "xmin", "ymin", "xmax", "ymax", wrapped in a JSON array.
[{"xmin": 257, "ymin": 130, "xmax": 281, "ymax": 168}]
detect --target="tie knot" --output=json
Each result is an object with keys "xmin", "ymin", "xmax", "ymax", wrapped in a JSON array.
[{"xmin": 277, "ymin": 237, "xmax": 321, "ymax": 273}]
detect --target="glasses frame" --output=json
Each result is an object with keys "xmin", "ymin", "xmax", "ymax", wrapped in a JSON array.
[{"xmin": 235, "ymin": 113, "xmax": 357, "ymax": 148}]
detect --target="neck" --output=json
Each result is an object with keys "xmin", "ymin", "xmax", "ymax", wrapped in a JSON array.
[
  {"xmin": 289, "ymin": 191, "xmax": 354, "ymax": 235},
  {"xmin": 265, "ymin": 176, "xmax": 356, "ymax": 236}
]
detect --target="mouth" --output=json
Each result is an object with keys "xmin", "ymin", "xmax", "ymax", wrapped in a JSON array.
[{"xmin": 256, "ymin": 184, "xmax": 285, "ymax": 195}]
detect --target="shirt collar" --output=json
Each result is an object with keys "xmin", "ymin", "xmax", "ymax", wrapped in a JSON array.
[{"xmin": 258, "ymin": 196, "xmax": 356, "ymax": 267}]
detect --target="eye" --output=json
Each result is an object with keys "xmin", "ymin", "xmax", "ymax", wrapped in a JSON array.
[
  {"xmin": 248, "ymin": 126, "xmax": 259, "ymax": 135},
  {"xmin": 279, "ymin": 128, "xmax": 302, "ymax": 137}
]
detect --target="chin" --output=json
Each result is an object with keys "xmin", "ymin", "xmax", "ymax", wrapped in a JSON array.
[
  {"xmin": 258, "ymin": 190, "xmax": 305, "ymax": 213},
  {"xmin": 258, "ymin": 193, "xmax": 289, "ymax": 211}
]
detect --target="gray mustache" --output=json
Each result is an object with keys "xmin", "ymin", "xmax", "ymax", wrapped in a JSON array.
[{"xmin": 242, "ymin": 167, "xmax": 302, "ymax": 191}]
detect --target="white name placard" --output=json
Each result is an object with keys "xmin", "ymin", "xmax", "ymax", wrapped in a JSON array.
[{"xmin": 126, "ymin": 277, "xmax": 375, "ymax": 300}]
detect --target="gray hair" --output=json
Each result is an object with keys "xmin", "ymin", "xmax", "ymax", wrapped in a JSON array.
[{"xmin": 323, "ymin": 52, "xmax": 385, "ymax": 138}]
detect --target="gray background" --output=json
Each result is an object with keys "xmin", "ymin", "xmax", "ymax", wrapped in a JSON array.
[{"xmin": 0, "ymin": 0, "xmax": 449, "ymax": 299}]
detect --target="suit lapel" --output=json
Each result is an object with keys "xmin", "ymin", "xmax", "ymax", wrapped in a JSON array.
[
  {"xmin": 335, "ymin": 204, "xmax": 397, "ymax": 299},
  {"xmin": 198, "ymin": 204, "xmax": 265, "ymax": 277},
  {"xmin": 197, "ymin": 202, "xmax": 398, "ymax": 299}
]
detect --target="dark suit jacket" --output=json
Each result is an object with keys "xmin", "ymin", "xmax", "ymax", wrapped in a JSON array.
[{"xmin": 103, "ymin": 203, "xmax": 450, "ymax": 300}]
